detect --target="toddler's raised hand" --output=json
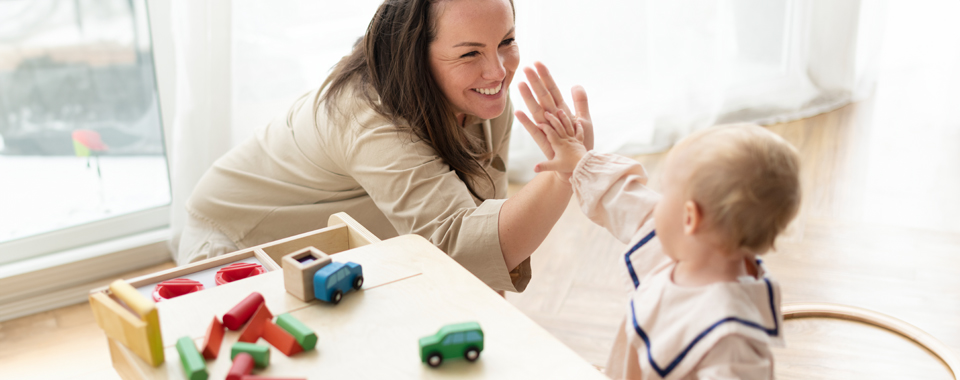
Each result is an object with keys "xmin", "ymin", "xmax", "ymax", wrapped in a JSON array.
[{"xmin": 535, "ymin": 109, "xmax": 587, "ymax": 176}]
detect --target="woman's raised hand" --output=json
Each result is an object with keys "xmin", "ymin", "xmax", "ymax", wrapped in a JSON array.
[{"xmin": 514, "ymin": 62, "xmax": 594, "ymax": 161}]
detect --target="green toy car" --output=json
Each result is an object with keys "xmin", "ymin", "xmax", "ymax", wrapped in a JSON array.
[{"xmin": 419, "ymin": 322, "xmax": 484, "ymax": 367}]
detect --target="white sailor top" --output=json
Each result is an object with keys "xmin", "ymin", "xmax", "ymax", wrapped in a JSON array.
[{"xmin": 570, "ymin": 151, "xmax": 784, "ymax": 380}]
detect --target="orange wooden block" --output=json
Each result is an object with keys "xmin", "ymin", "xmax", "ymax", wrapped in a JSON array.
[
  {"xmin": 201, "ymin": 316, "xmax": 225, "ymax": 360},
  {"xmin": 237, "ymin": 303, "xmax": 273, "ymax": 343},
  {"xmin": 261, "ymin": 320, "xmax": 303, "ymax": 357}
]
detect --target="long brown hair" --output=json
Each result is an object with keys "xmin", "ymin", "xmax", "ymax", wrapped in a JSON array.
[{"xmin": 317, "ymin": 0, "xmax": 514, "ymax": 200}]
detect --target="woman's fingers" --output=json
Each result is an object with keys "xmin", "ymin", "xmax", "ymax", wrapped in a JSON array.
[
  {"xmin": 516, "ymin": 110, "xmax": 554, "ymax": 159},
  {"xmin": 523, "ymin": 66, "xmax": 558, "ymax": 113},
  {"xmin": 571, "ymin": 85, "xmax": 591, "ymax": 121},
  {"xmin": 534, "ymin": 62, "xmax": 571, "ymax": 115},
  {"xmin": 518, "ymin": 82, "xmax": 545, "ymax": 123},
  {"xmin": 571, "ymin": 86, "xmax": 594, "ymax": 150}
]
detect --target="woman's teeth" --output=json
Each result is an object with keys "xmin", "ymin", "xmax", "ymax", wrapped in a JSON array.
[{"xmin": 473, "ymin": 83, "xmax": 502, "ymax": 95}]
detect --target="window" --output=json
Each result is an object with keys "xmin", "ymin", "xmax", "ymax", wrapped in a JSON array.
[
  {"xmin": 466, "ymin": 331, "xmax": 482, "ymax": 342},
  {"xmin": 443, "ymin": 333, "xmax": 464, "ymax": 345},
  {"xmin": 0, "ymin": 0, "xmax": 170, "ymax": 264}
]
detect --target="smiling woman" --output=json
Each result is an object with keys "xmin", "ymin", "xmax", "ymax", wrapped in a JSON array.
[{"xmin": 180, "ymin": 0, "xmax": 588, "ymax": 293}]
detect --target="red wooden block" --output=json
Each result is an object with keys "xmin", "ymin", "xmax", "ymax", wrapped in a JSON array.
[
  {"xmin": 261, "ymin": 320, "xmax": 303, "ymax": 357},
  {"xmin": 224, "ymin": 292, "xmax": 264, "ymax": 330},
  {"xmin": 226, "ymin": 352, "xmax": 254, "ymax": 380},
  {"xmin": 201, "ymin": 316, "xmax": 225, "ymax": 360},
  {"xmin": 237, "ymin": 302, "xmax": 273, "ymax": 343}
]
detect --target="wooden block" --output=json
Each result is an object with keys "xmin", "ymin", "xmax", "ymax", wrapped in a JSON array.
[
  {"xmin": 262, "ymin": 320, "xmax": 303, "ymax": 357},
  {"xmin": 226, "ymin": 352, "xmax": 254, "ymax": 380},
  {"xmin": 108, "ymin": 280, "xmax": 165, "ymax": 366},
  {"xmin": 201, "ymin": 317, "xmax": 225, "ymax": 360},
  {"xmin": 109, "ymin": 279, "xmax": 155, "ymax": 317},
  {"xmin": 224, "ymin": 292, "xmax": 265, "ymax": 331},
  {"xmin": 107, "ymin": 337, "xmax": 151, "ymax": 380},
  {"xmin": 175, "ymin": 336, "xmax": 208, "ymax": 380},
  {"xmin": 241, "ymin": 376, "xmax": 306, "ymax": 380},
  {"xmin": 281, "ymin": 247, "xmax": 332, "ymax": 302},
  {"xmin": 237, "ymin": 302, "xmax": 273, "ymax": 343},
  {"xmin": 231, "ymin": 342, "xmax": 270, "ymax": 368},
  {"xmin": 275, "ymin": 313, "xmax": 317, "ymax": 351},
  {"xmin": 89, "ymin": 292, "xmax": 165, "ymax": 368},
  {"xmin": 140, "ymin": 308, "xmax": 164, "ymax": 367}
]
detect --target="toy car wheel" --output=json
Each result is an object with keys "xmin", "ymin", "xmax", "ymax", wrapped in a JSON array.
[
  {"xmin": 427, "ymin": 353, "xmax": 443, "ymax": 367},
  {"xmin": 464, "ymin": 347, "xmax": 480, "ymax": 362},
  {"xmin": 352, "ymin": 275, "xmax": 364, "ymax": 290},
  {"xmin": 331, "ymin": 290, "xmax": 343, "ymax": 305}
]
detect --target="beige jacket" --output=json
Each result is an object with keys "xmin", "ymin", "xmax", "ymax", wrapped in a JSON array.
[
  {"xmin": 571, "ymin": 152, "xmax": 784, "ymax": 380},
  {"xmin": 186, "ymin": 82, "xmax": 530, "ymax": 292}
]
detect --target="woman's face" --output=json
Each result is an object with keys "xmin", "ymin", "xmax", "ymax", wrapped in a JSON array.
[{"xmin": 429, "ymin": 0, "xmax": 519, "ymax": 121}]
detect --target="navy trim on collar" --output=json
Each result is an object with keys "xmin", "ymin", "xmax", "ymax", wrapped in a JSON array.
[
  {"xmin": 630, "ymin": 278, "xmax": 780, "ymax": 378},
  {"xmin": 624, "ymin": 230, "xmax": 657, "ymax": 288}
]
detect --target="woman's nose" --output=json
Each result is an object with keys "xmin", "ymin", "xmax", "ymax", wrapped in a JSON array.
[{"xmin": 482, "ymin": 53, "xmax": 506, "ymax": 81}]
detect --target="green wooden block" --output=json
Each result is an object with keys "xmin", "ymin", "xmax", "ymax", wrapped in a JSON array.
[
  {"xmin": 231, "ymin": 342, "xmax": 270, "ymax": 368},
  {"xmin": 276, "ymin": 313, "xmax": 317, "ymax": 351},
  {"xmin": 175, "ymin": 336, "xmax": 208, "ymax": 380}
]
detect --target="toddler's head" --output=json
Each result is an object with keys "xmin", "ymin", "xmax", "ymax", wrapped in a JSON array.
[{"xmin": 654, "ymin": 123, "xmax": 801, "ymax": 261}]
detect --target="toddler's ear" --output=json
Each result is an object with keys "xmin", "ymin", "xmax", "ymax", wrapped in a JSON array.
[{"xmin": 683, "ymin": 200, "xmax": 703, "ymax": 235}]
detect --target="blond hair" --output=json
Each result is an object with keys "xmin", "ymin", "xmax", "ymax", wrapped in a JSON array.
[{"xmin": 674, "ymin": 123, "xmax": 801, "ymax": 254}]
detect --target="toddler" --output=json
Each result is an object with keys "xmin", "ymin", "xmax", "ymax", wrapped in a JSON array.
[{"xmin": 530, "ymin": 111, "xmax": 801, "ymax": 380}]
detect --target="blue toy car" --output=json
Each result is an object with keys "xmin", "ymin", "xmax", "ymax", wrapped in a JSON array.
[{"xmin": 312, "ymin": 261, "xmax": 363, "ymax": 304}]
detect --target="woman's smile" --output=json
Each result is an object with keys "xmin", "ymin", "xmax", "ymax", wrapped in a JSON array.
[{"xmin": 472, "ymin": 81, "xmax": 504, "ymax": 96}]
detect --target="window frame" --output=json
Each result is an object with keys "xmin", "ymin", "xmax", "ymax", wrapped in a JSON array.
[{"xmin": 0, "ymin": 0, "xmax": 172, "ymax": 267}]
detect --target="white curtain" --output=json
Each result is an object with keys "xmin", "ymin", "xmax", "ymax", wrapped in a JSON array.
[
  {"xmin": 507, "ymin": 0, "xmax": 886, "ymax": 181},
  {"xmin": 159, "ymin": 0, "xmax": 235, "ymax": 254},
  {"xmin": 157, "ymin": 0, "xmax": 886, "ymax": 256}
]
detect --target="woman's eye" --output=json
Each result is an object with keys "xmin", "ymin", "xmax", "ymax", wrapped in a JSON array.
[
  {"xmin": 500, "ymin": 38, "xmax": 515, "ymax": 46},
  {"xmin": 460, "ymin": 51, "xmax": 479, "ymax": 58}
]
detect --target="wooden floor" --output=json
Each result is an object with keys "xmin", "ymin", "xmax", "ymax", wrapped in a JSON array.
[{"xmin": 3, "ymin": 102, "xmax": 960, "ymax": 379}]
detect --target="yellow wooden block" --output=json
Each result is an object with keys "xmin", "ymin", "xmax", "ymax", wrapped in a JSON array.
[
  {"xmin": 109, "ymin": 280, "xmax": 155, "ymax": 317},
  {"xmin": 91, "ymin": 280, "xmax": 164, "ymax": 367},
  {"xmin": 141, "ymin": 308, "xmax": 164, "ymax": 367},
  {"xmin": 90, "ymin": 292, "xmax": 145, "ymax": 346}
]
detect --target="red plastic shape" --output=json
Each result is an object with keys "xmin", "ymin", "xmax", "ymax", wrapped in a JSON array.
[
  {"xmin": 215, "ymin": 262, "xmax": 266, "ymax": 285},
  {"xmin": 152, "ymin": 278, "xmax": 204, "ymax": 302}
]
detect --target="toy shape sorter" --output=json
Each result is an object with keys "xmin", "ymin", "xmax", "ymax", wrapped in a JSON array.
[
  {"xmin": 89, "ymin": 212, "xmax": 381, "ymax": 374},
  {"xmin": 281, "ymin": 247, "xmax": 332, "ymax": 302}
]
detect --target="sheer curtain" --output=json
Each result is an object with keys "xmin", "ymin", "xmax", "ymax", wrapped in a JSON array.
[
  {"xmin": 159, "ymin": 0, "xmax": 886, "ymax": 256},
  {"xmin": 507, "ymin": 0, "xmax": 886, "ymax": 181}
]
